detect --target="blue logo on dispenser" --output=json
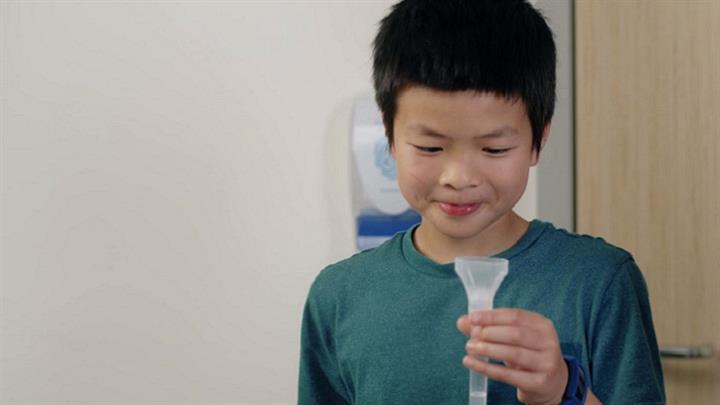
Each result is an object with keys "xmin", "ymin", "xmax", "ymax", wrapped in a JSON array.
[{"xmin": 373, "ymin": 138, "xmax": 396, "ymax": 181}]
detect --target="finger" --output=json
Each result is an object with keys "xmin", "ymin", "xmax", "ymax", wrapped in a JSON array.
[
  {"xmin": 469, "ymin": 308, "xmax": 544, "ymax": 326},
  {"xmin": 504, "ymin": 360, "xmax": 520, "ymax": 369},
  {"xmin": 465, "ymin": 340, "xmax": 544, "ymax": 371},
  {"xmin": 462, "ymin": 355, "xmax": 539, "ymax": 392},
  {"xmin": 470, "ymin": 309, "xmax": 554, "ymax": 333},
  {"xmin": 458, "ymin": 316, "xmax": 484, "ymax": 338},
  {"xmin": 457, "ymin": 315, "xmax": 470, "ymax": 337},
  {"xmin": 475, "ymin": 325, "xmax": 547, "ymax": 351}
]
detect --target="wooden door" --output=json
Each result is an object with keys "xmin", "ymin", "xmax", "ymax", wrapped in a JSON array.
[{"xmin": 575, "ymin": 1, "xmax": 720, "ymax": 403}]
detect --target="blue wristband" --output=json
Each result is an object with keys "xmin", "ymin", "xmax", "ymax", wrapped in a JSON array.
[{"xmin": 560, "ymin": 355, "xmax": 588, "ymax": 405}]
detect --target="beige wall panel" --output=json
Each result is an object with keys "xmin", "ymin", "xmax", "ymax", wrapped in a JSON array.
[{"xmin": 576, "ymin": 1, "xmax": 720, "ymax": 403}]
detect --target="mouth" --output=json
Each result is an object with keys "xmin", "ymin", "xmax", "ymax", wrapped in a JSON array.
[{"xmin": 437, "ymin": 201, "xmax": 481, "ymax": 217}]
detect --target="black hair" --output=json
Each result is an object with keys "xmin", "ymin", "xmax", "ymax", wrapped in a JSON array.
[{"xmin": 372, "ymin": 0, "xmax": 556, "ymax": 152}]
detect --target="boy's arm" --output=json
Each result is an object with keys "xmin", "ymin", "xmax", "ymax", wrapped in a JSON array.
[
  {"xmin": 585, "ymin": 259, "xmax": 665, "ymax": 404},
  {"xmin": 586, "ymin": 391, "xmax": 602, "ymax": 405},
  {"xmin": 298, "ymin": 281, "xmax": 351, "ymax": 405}
]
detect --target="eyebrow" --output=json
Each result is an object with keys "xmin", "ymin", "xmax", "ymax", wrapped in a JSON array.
[{"xmin": 409, "ymin": 124, "xmax": 519, "ymax": 139}]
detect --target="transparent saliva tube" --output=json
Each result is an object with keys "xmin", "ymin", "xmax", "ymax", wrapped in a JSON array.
[{"xmin": 454, "ymin": 257, "xmax": 509, "ymax": 405}]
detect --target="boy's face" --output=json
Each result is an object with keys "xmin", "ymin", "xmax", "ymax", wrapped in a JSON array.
[{"xmin": 390, "ymin": 86, "xmax": 547, "ymax": 244}]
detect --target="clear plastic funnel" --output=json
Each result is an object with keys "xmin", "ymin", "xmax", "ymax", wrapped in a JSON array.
[{"xmin": 454, "ymin": 257, "xmax": 508, "ymax": 405}]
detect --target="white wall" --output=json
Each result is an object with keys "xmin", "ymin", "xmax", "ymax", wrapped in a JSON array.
[{"xmin": 0, "ymin": 1, "xmax": 541, "ymax": 403}]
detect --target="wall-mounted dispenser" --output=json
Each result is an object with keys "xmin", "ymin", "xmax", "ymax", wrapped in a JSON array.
[{"xmin": 351, "ymin": 95, "xmax": 421, "ymax": 251}]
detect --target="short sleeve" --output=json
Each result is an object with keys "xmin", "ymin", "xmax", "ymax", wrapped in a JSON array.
[
  {"xmin": 589, "ymin": 258, "xmax": 666, "ymax": 404},
  {"xmin": 298, "ymin": 277, "xmax": 351, "ymax": 405}
]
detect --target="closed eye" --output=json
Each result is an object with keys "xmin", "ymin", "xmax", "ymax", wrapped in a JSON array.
[
  {"xmin": 413, "ymin": 145, "xmax": 443, "ymax": 154},
  {"xmin": 483, "ymin": 147, "xmax": 514, "ymax": 155}
]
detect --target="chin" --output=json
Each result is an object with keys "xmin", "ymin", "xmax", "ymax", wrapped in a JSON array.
[
  {"xmin": 444, "ymin": 224, "xmax": 489, "ymax": 240},
  {"xmin": 427, "ymin": 214, "xmax": 490, "ymax": 240}
]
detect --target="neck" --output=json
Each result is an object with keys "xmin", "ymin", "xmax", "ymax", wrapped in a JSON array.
[{"xmin": 413, "ymin": 212, "xmax": 529, "ymax": 264}]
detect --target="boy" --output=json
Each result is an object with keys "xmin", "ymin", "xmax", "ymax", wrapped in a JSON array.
[{"xmin": 299, "ymin": 0, "xmax": 666, "ymax": 404}]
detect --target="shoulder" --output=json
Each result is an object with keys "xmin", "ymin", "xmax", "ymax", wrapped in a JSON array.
[
  {"xmin": 522, "ymin": 220, "xmax": 643, "ymax": 294},
  {"xmin": 309, "ymin": 230, "xmax": 406, "ymax": 299},
  {"xmin": 534, "ymin": 220, "xmax": 635, "ymax": 270},
  {"xmin": 530, "ymin": 222, "xmax": 655, "ymax": 303}
]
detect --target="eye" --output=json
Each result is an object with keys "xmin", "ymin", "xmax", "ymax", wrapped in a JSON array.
[
  {"xmin": 483, "ymin": 147, "xmax": 513, "ymax": 155},
  {"xmin": 413, "ymin": 145, "xmax": 443, "ymax": 154}
]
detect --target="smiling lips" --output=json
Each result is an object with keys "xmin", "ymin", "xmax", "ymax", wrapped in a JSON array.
[{"xmin": 438, "ymin": 202, "xmax": 481, "ymax": 216}]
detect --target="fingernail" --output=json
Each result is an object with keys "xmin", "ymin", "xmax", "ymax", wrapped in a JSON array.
[{"xmin": 464, "ymin": 355, "xmax": 482, "ymax": 369}]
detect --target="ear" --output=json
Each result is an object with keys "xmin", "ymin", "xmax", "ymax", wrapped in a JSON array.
[{"xmin": 530, "ymin": 122, "xmax": 551, "ymax": 166}]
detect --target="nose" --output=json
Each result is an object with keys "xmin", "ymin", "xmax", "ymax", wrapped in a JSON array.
[{"xmin": 438, "ymin": 153, "xmax": 480, "ymax": 190}]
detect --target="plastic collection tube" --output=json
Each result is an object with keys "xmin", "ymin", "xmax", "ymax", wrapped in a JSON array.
[{"xmin": 454, "ymin": 257, "xmax": 509, "ymax": 405}]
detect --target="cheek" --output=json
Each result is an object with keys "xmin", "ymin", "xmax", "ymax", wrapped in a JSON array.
[
  {"xmin": 397, "ymin": 158, "xmax": 435, "ymax": 196},
  {"xmin": 407, "ymin": 167, "xmax": 430, "ymax": 187},
  {"xmin": 493, "ymin": 162, "xmax": 531, "ymax": 196},
  {"xmin": 402, "ymin": 159, "xmax": 435, "ymax": 185}
]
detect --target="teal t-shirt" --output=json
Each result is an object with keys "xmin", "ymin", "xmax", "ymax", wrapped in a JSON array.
[{"xmin": 298, "ymin": 220, "xmax": 666, "ymax": 404}]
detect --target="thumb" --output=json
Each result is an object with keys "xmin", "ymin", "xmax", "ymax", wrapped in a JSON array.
[{"xmin": 456, "ymin": 314, "xmax": 471, "ymax": 337}]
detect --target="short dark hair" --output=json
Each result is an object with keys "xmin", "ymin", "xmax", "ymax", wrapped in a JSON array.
[{"xmin": 372, "ymin": 0, "xmax": 556, "ymax": 152}]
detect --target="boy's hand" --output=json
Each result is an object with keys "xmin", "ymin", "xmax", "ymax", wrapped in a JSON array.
[{"xmin": 457, "ymin": 309, "xmax": 567, "ymax": 405}]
